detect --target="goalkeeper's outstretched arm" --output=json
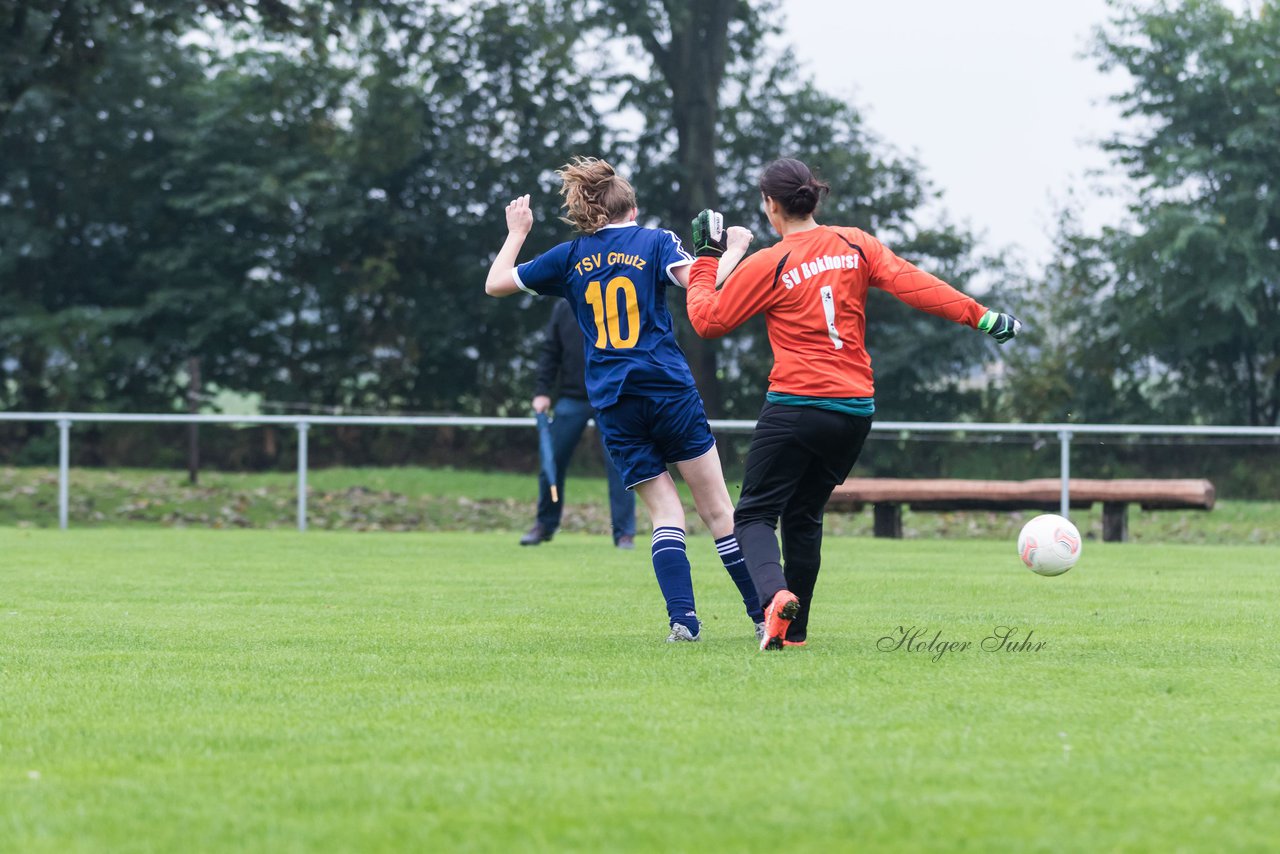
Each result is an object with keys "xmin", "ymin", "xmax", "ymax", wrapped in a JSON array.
[
  {"xmin": 485, "ymin": 194, "xmax": 533, "ymax": 297},
  {"xmin": 866, "ymin": 233, "xmax": 1021, "ymax": 344}
]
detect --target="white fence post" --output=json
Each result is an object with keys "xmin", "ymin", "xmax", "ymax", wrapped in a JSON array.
[
  {"xmin": 57, "ymin": 419, "xmax": 71, "ymax": 530},
  {"xmin": 1059, "ymin": 429, "xmax": 1072, "ymax": 518},
  {"xmin": 297, "ymin": 422, "xmax": 310, "ymax": 532}
]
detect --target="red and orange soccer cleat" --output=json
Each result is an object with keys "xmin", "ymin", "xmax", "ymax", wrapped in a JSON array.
[{"xmin": 759, "ymin": 590, "xmax": 800, "ymax": 651}]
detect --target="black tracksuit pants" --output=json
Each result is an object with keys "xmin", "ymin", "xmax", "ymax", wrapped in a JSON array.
[{"xmin": 733, "ymin": 402, "xmax": 873, "ymax": 642}]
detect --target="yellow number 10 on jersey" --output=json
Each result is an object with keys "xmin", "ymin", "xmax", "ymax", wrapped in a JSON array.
[{"xmin": 584, "ymin": 277, "xmax": 640, "ymax": 349}]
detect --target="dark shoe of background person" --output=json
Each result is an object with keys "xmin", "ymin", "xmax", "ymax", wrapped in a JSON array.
[
  {"xmin": 615, "ymin": 535, "xmax": 636, "ymax": 550},
  {"xmin": 520, "ymin": 524, "xmax": 553, "ymax": 546}
]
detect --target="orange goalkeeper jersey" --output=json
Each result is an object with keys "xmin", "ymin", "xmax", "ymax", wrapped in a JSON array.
[{"xmin": 687, "ymin": 225, "xmax": 988, "ymax": 399}]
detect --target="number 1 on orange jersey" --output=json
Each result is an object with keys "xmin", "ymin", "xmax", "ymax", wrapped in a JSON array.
[{"xmin": 819, "ymin": 285, "xmax": 844, "ymax": 350}]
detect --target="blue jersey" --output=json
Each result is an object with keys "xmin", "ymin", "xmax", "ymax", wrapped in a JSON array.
[{"xmin": 514, "ymin": 222, "xmax": 697, "ymax": 410}]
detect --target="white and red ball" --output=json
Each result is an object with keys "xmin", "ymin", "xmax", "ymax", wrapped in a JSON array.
[{"xmin": 1017, "ymin": 514, "xmax": 1082, "ymax": 576}]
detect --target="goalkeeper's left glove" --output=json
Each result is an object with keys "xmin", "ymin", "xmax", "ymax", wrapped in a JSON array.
[
  {"xmin": 691, "ymin": 209, "xmax": 726, "ymax": 258},
  {"xmin": 978, "ymin": 310, "xmax": 1022, "ymax": 344}
]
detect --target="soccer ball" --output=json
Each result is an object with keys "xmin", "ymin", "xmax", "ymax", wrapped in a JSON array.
[{"xmin": 1017, "ymin": 514, "xmax": 1082, "ymax": 576}]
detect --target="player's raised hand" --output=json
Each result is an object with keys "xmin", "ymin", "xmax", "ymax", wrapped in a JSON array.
[
  {"xmin": 978, "ymin": 310, "xmax": 1022, "ymax": 344},
  {"xmin": 691, "ymin": 209, "xmax": 726, "ymax": 258},
  {"xmin": 506, "ymin": 195, "xmax": 533, "ymax": 236},
  {"xmin": 726, "ymin": 226, "xmax": 753, "ymax": 253}
]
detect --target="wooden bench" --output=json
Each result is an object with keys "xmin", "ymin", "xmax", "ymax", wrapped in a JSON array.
[{"xmin": 826, "ymin": 478, "xmax": 1216, "ymax": 542}]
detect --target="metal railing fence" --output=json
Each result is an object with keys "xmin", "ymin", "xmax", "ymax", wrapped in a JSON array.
[{"xmin": 2, "ymin": 412, "xmax": 1278, "ymax": 531}]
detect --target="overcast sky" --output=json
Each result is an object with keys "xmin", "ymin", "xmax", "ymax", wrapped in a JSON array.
[{"xmin": 778, "ymin": 0, "xmax": 1135, "ymax": 268}]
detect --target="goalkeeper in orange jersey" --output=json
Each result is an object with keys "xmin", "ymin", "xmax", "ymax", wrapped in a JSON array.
[{"xmin": 686, "ymin": 157, "xmax": 1021, "ymax": 651}]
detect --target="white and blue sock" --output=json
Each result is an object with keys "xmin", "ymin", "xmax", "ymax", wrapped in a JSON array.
[
  {"xmin": 651, "ymin": 526, "xmax": 698, "ymax": 634},
  {"xmin": 715, "ymin": 533, "xmax": 763, "ymax": 622}
]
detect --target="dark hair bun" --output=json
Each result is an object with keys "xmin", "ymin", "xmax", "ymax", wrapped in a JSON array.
[{"xmin": 759, "ymin": 158, "xmax": 829, "ymax": 219}]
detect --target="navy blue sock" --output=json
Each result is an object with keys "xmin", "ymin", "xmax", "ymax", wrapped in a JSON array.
[
  {"xmin": 651, "ymin": 527, "xmax": 698, "ymax": 632},
  {"xmin": 716, "ymin": 534, "xmax": 763, "ymax": 622}
]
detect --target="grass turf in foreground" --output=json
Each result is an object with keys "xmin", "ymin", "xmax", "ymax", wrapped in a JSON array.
[{"xmin": 1, "ymin": 529, "xmax": 1278, "ymax": 852}]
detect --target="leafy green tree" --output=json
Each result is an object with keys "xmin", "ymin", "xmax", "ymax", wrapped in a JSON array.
[
  {"xmin": 1086, "ymin": 0, "xmax": 1280, "ymax": 425},
  {"xmin": 0, "ymin": 23, "xmax": 208, "ymax": 413},
  {"xmin": 333, "ymin": 0, "xmax": 617, "ymax": 415},
  {"xmin": 2, "ymin": 0, "xmax": 1007, "ymax": 449},
  {"xmin": 0, "ymin": 1, "xmax": 394, "ymax": 418},
  {"xmin": 1000, "ymin": 211, "xmax": 1152, "ymax": 424},
  {"xmin": 0, "ymin": 0, "xmax": 346, "ymax": 132},
  {"xmin": 1, "ymin": 2, "xmax": 614, "ymax": 419}
]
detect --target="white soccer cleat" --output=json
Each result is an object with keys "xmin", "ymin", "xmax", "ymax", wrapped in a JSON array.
[{"xmin": 666, "ymin": 622, "xmax": 701, "ymax": 643}]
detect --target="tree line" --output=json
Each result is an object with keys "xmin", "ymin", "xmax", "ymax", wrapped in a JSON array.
[{"xmin": 1, "ymin": 0, "xmax": 1277, "ymax": 468}]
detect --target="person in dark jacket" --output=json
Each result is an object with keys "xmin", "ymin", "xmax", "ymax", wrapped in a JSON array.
[{"xmin": 521, "ymin": 299, "xmax": 637, "ymax": 548}]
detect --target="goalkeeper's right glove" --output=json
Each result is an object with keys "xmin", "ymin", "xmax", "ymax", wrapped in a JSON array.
[
  {"xmin": 978, "ymin": 310, "xmax": 1022, "ymax": 344},
  {"xmin": 691, "ymin": 209, "xmax": 726, "ymax": 258}
]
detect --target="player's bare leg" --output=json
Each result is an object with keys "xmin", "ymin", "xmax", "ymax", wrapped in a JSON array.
[
  {"xmin": 674, "ymin": 447, "xmax": 734, "ymax": 539},
  {"xmin": 634, "ymin": 471, "xmax": 686, "ymax": 532}
]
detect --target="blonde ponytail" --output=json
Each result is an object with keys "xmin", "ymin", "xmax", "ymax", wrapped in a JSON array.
[{"xmin": 557, "ymin": 157, "xmax": 637, "ymax": 234}]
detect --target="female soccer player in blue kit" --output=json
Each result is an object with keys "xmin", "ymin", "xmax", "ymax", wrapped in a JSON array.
[{"xmin": 485, "ymin": 157, "xmax": 762, "ymax": 643}]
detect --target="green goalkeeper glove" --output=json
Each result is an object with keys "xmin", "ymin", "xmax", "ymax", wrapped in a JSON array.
[
  {"xmin": 691, "ymin": 209, "xmax": 726, "ymax": 258},
  {"xmin": 978, "ymin": 310, "xmax": 1022, "ymax": 343}
]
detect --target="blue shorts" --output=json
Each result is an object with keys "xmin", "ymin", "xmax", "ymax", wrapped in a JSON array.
[{"xmin": 595, "ymin": 389, "xmax": 717, "ymax": 490}]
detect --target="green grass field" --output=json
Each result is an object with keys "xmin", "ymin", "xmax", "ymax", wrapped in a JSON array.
[{"xmin": 2, "ymin": 529, "xmax": 1278, "ymax": 851}]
